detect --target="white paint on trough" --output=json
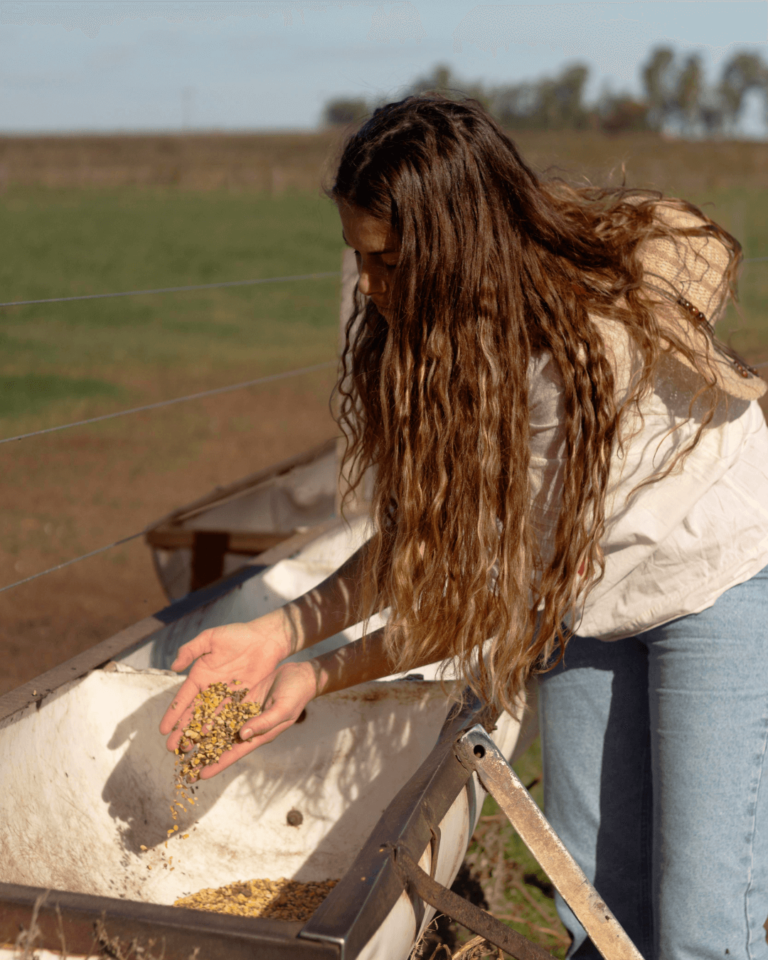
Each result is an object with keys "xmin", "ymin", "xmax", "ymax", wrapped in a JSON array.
[{"xmin": 0, "ymin": 665, "xmax": 459, "ymax": 905}]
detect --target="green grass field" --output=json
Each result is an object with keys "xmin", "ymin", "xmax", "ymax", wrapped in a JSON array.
[
  {"xmin": 685, "ymin": 187, "xmax": 768, "ymax": 364},
  {"xmin": 0, "ymin": 181, "xmax": 766, "ymax": 431},
  {"xmin": 0, "ymin": 186, "xmax": 345, "ymax": 427}
]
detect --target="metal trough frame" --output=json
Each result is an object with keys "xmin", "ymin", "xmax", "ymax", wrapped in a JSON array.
[{"xmin": 0, "ymin": 697, "xmax": 496, "ymax": 960}]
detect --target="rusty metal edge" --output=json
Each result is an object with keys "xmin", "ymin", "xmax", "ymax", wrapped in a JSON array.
[
  {"xmin": 0, "ymin": 880, "xmax": 339, "ymax": 960},
  {"xmin": 299, "ymin": 692, "xmax": 500, "ymax": 960}
]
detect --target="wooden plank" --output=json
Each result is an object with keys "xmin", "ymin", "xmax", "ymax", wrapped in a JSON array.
[{"xmin": 146, "ymin": 527, "xmax": 292, "ymax": 554}]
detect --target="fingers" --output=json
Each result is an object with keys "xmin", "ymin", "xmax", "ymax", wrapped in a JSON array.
[
  {"xmin": 159, "ymin": 675, "xmax": 205, "ymax": 740},
  {"xmin": 159, "ymin": 631, "xmax": 218, "ymax": 741},
  {"xmin": 196, "ymin": 720, "xmax": 297, "ymax": 779},
  {"xmin": 239, "ymin": 705, "xmax": 297, "ymax": 742},
  {"xmin": 183, "ymin": 668, "xmax": 315, "ymax": 778},
  {"xmin": 240, "ymin": 663, "xmax": 317, "ymax": 741},
  {"xmin": 159, "ymin": 642, "xmax": 316, "ymax": 777},
  {"xmin": 169, "ymin": 632, "xmax": 213, "ymax": 673}
]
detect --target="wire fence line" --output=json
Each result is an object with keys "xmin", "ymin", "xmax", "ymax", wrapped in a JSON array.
[
  {"xmin": 4, "ymin": 346, "xmax": 767, "ymax": 595},
  {"xmin": 0, "ymin": 531, "xmax": 148, "ymax": 596},
  {"xmin": 0, "ymin": 361, "xmax": 337, "ymax": 446},
  {"xmin": 0, "ymin": 271, "xmax": 342, "ymax": 309},
  {"xmin": 0, "ymin": 257, "xmax": 766, "ymax": 311},
  {"xmin": 3, "ymin": 353, "xmax": 767, "ymax": 596},
  {"xmin": 0, "ymin": 359, "xmax": 338, "ymax": 594}
]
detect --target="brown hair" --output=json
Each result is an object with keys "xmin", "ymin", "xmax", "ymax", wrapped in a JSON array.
[{"xmin": 329, "ymin": 95, "xmax": 742, "ymax": 712}]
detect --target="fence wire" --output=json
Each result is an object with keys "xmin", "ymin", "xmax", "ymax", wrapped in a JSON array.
[
  {"xmin": 0, "ymin": 258, "xmax": 766, "ymax": 311},
  {"xmin": 0, "ymin": 531, "xmax": 147, "ymax": 596},
  {"xmin": 0, "ymin": 361, "xmax": 337, "ymax": 446},
  {"xmin": 0, "ymin": 271, "xmax": 341, "ymax": 309}
]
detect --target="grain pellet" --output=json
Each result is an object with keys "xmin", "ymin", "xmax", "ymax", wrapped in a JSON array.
[
  {"xmin": 174, "ymin": 681, "xmax": 262, "ymax": 785},
  {"xmin": 138, "ymin": 681, "xmax": 264, "ymax": 875},
  {"xmin": 174, "ymin": 878, "xmax": 340, "ymax": 922}
]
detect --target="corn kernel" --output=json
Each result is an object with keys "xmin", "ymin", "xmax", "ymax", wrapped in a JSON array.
[{"xmin": 173, "ymin": 682, "xmax": 261, "ymax": 785}]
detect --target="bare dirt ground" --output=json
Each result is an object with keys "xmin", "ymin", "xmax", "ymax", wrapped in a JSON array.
[{"xmin": 0, "ymin": 373, "xmax": 337, "ymax": 696}]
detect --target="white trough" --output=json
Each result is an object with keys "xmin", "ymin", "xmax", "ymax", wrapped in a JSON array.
[{"xmin": 0, "ymin": 516, "xmax": 535, "ymax": 960}]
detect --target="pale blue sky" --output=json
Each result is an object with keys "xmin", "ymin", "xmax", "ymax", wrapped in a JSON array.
[{"xmin": 0, "ymin": 1, "xmax": 766, "ymax": 132}]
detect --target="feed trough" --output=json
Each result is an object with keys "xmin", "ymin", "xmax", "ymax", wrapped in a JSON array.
[
  {"xmin": 145, "ymin": 437, "xmax": 343, "ymax": 601},
  {"xmin": 0, "ymin": 515, "xmax": 534, "ymax": 960}
]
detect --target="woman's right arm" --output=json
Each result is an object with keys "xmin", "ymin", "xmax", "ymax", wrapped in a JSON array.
[
  {"xmin": 159, "ymin": 539, "xmax": 372, "ymax": 743},
  {"xmin": 278, "ymin": 540, "xmax": 373, "ymax": 657}
]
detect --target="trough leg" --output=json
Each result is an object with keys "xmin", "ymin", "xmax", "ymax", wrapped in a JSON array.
[{"xmin": 454, "ymin": 725, "xmax": 645, "ymax": 960}]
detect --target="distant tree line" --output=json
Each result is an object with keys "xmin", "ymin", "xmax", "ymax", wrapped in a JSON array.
[{"xmin": 322, "ymin": 48, "xmax": 768, "ymax": 138}]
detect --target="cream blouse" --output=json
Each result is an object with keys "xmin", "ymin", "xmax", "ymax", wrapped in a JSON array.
[{"xmin": 528, "ymin": 317, "xmax": 768, "ymax": 640}]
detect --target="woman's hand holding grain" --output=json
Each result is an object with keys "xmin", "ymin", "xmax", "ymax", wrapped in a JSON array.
[
  {"xmin": 158, "ymin": 607, "xmax": 318, "ymax": 777},
  {"xmin": 159, "ymin": 545, "xmax": 372, "ymax": 776}
]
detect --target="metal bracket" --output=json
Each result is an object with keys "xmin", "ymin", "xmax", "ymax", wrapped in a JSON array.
[
  {"xmin": 454, "ymin": 725, "xmax": 645, "ymax": 960},
  {"xmin": 389, "ymin": 843, "xmax": 555, "ymax": 960}
]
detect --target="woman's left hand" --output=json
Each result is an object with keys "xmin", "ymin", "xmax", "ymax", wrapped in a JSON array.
[{"xmin": 181, "ymin": 660, "xmax": 320, "ymax": 780}]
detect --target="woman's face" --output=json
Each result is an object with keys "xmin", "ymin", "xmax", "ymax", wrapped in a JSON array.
[{"xmin": 338, "ymin": 202, "xmax": 400, "ymax": 321}]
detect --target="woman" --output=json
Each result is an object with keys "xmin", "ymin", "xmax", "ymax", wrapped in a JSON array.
[{"xmin": 160, "ymin": 96, "xmax": 768, "ymax": 960}]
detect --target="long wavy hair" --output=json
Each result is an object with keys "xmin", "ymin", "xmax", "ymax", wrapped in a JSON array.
[{"xmin": 328, "ymin": 95, "xmax": 743, "ymax": 712}]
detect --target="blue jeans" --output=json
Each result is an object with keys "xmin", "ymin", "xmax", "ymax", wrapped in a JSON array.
[{"xmin": 538, "ymin": 566, "xmax": 768, "ymax": 960}]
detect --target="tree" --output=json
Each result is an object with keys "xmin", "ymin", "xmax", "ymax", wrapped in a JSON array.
[
  {"xmin": 552, "ymin": 64, "xmax": 591, "ymax": 129},
  {"xmin": 322, "ymin": 98, "xmax": 369, "ymax": 128},
  {"xmin": 597, "ymin": 92, "xmax": 650, "ymax": 134},
  {"xmin": 642, "ymin": 46, "xmax": 677, "ymax": 131},
  {"xmin": 698, "ymin": 88, "xmax": 726, "ymax": 137},
  {"xmin": 489, "ymin": 63, "xmax": 590, "ymax": 130},
  {"xmin": 403, "ymin": 63, "xmax": 491, "ymax": 109},
  {"xmin": 406, "ymin": 63, "xmax": 454, "ymax": 97},
  {"xmin": 675, "ymin": 54, "xmax": 704, "ymax": 136},
  {"xmin": 489, "ymin": 81, "xmax": 541, "ymax": 129},
  {"xmin": 320, "ymin": 49, "xmax": 768, "ymax": 138},
  {"xmin": 719, "ymin": 51, "xmax": 768, "ymax": 135}
]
